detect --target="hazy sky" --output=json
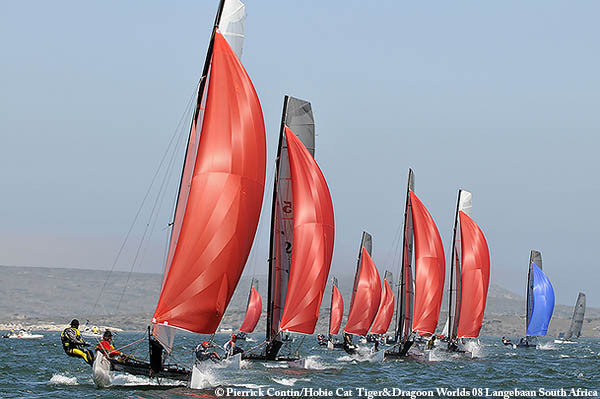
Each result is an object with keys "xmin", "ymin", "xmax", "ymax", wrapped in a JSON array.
[{"xmin": 1, "ymin": 1, "xmax": 598, "ymax": 307}]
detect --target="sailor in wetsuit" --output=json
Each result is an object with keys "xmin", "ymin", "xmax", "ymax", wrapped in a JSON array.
[
  {"xmin": 194, "ymin": 341, "xmax": 221, "ymax": 362},
  {"xmin": 425, "ymin": 335, "xmax": 436, "ymax": 350},
  {"xmin": 61, "ymin": 319, "xmax": 94, "ymax": 365},
  {"xmin": 343, "ymin": 333, "xmax": 356, "ymax": 354},
  {"xmin": 95, "ymin": 330, "xmax": 122, "ymax": 358},
  {"xmin": 223, "ymin": 335, "xmax": 243, "ymax": 358}
]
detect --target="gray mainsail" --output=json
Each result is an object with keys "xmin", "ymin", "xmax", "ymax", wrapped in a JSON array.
[
  {"xmin": 448, "ymin": 190, "xmax": 472, "ymax": 341},
  {"xmin": 266, "ymin": 96, "xmax": 315, "ymax": 355},
  {"xmin": 526, "ymin": 250, "xmax": 542, "ymax": 336},
  {"xmin": 395, "ymin": 168, "xmax": 415, "ymax": 344},
  {"xmin": 565, "ymin": 292, "xmax": 586, "ymax": 340}
]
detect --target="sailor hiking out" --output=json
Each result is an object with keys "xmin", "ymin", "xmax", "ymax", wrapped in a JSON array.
[{"xmin": 61, "ymin": 319, "xmax": 94, "ymax": 366}]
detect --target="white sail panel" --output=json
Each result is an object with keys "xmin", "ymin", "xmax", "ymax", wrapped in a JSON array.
[
  {"xmin": 458, "ymin": 190, "xmax": 472, "ymax": 216},
  {"xmin": 219, "ymin": 0, "xmax": 246, "ymax": 59}
]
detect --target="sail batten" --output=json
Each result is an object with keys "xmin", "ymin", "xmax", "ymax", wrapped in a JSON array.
[{"xmin": 152, "ymin": 30, "xmax": 266, "ymax": 335}]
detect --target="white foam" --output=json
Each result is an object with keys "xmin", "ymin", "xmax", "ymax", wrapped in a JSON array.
[
  {"xmin": 263, "ymin": 362, "xmax": 288, "ymax": 368},
  {"xmin": 111, "ymin": 373, "xmax": 181, "ymax": 386},
  {"xmin": 238, "ymin": 383, "xmax": 266, "ymax": 389},
  {"xmin": 464, "ymin": 340, "xmax": 483, "ymax": 358},
  {"xmin": 240, "ymin": 359, "xmax": 251, "ymax": 369},
  {"xmin": 560, "ymin": 354, "xmax": 570, "ymax": 358},
  {"xmin": 538, "ymin": 342, "xmax": 556, "ymax": 350},
  {"xmin": 304, "ymin": 355, "xmax": 327, "ymax": 370},
  {"xmin": 49, "ymin": 374, "xmax": 78, "ymax": 385},
  {"xmin": 271, "ymin": 377, "xmax": 311, "ymax": 386},
  {"xmin": 272, "ymin": 377, "xmax": 298, "ymax": 386}
]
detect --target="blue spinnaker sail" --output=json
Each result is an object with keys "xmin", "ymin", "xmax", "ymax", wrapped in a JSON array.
[{"xmin": 526, "ymin": 263, "xmax": 555, "ymax": 337}]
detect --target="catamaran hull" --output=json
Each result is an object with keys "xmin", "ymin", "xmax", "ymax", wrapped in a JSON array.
[
  {"xmin": 5, "ymin": 335, "xmax": 43, "ymax": 339},
  {"xmin": 92, "ymin": 352, "xmax": 112, "ymax": 388}
]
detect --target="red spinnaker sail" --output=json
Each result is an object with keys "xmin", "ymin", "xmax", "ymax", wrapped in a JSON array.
[
  {"xmin": 456, "ymin": 211, "xmax": 490, "ymax": 338},
  {"xmin": 329, "ymin": 284, "xmax": 344, "ymax": 335},
  {"xmin": 344, "ymin": 248, "xmax": 382, "ymax": 336},
  {"xmin": 409, "ymin": 191, "xmax": 445, "ymax": 336},
  {"xmin": 152, "ymin": 31, "xmax": 266, "ymax": 334},
  {"xmin": 370, "ymin": 279, "xmax": 395, "ymax": 335},
  {"xmin": 240, "ymin": 287, "xmax": 262, "ymax": 333},
  {"xmin": 279, "ymin": 126, "xmax": 334, "ymax": 334}
]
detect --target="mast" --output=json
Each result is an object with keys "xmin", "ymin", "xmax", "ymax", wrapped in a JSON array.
[
  {"xmin": 447, "ymin": 190, "xmax": 462, "ymax": 341},
  {"xmin": 526, "ymin": 250, "xmax": 541, "ymax": 337},
  {"xmin": 566, "ymin": 292, "xmax": 586, "ymax": 340},
  {"xmin": 266, "ymin": 96, "xmax": 289, "ymax": 343},
  {"xmin": 395, "ymin": 169, "xmax": 414, "ymax": 344},
  {"xmin": 349, "ymin": 232, "xmax": 372, "ymax": 313},
  {"xmin": 168, "ymin": 0, "xmax": 226, "ymax": 246},
  {"xmin": 152, "ymin": 1, "xmax": 228, "ymax": 362}
]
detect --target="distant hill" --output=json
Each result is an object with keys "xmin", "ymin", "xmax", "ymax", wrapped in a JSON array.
[{"xmin": 1, "ymin": 265, "xmax": 598, "ymax": 337}]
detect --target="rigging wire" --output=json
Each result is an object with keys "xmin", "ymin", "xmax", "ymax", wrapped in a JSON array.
[
  {"xmin": 115, "ymin": 108, "xmax": 192, "ymax": 313},
  {"xmin": 89, "ymin": 86, "xmax": 197, "ymax": 318}
]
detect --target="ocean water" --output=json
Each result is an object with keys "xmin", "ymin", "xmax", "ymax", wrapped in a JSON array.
[{"xmin": 1, "ymin": 332, "xmax": 598, "ymax": 398}]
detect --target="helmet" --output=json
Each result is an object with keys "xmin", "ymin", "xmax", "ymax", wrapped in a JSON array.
[
  {"xmin": 201, "ymin": 341, "xmax": 212, "ymax": 348},
  {"xmin": 231, "ymin": 335, "xmax": 237, "ymax": 342},
  {"xmin": 103, "ymin": 330, "xmax": 113, "ymax": 339},
  {"xmin": 70, "ymin": 319, "xmax": 79, "ymax": 328}
]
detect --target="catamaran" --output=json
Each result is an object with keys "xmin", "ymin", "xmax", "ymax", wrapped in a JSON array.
[
  {"xmin": 369, "ymin": 271, "xmax": 395, "ymax": 340},
  {"xmin": 555, "ymin": 292, "xmax": 586, "ymax": 344},
  {"xmin": 92, "ymin": 0, "xmax": 267, "ymax": 387},
  {"xmin": 242, "ymin": 95, "xmax": 335, "ymax": 365},
  {"xmin": 320, "ymin": 277, "xmax": 344, "ymax": 348},
  {"xmin": 514, "ymin": 250, "xmax": 555, "ymax": 348},
  {"xmin": 342, "ymin": 232, "xmax": 384, "ymax": 361},
  {"xmin": 446, "ymin": 190, "xmax": 490, "ymax": 355},
  {"xmin": 385, "ymin": 169, "xmax": 445, "ymax": 358}
]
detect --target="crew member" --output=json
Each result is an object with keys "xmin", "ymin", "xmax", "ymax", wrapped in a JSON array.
[
  {"xmin": 95, "ymin": 330, "xmax": 122, "ymax": 358},
  {"xmin": 426, "ymin": 335, "xmax": 436, "ymax": 350},
  {"xmin": 61, "ymin": 319, "xmax": 94, "ymax": 365},
  {"xmin": 195, "ymin": 341, "xmax": 221, "ymax": 362},
  {"xmin": 224, "ymin": 335, "xmax": 239, "ymax": 358}
]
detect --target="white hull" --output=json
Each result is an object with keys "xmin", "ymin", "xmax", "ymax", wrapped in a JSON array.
[
  {"xmin": 6, "ymin": 334, "xmax": 43, "ymax": 339},
  {"xmin": 81, "ymin": 332, "xmax": 102, "ymax": 338},
  {"xmin": 554, "ymin": 339, "xmax": 577, "ymax": 344},
  {"xmin": 92, "ymin": 352, "xmax": 112, "ymax": 388}
]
